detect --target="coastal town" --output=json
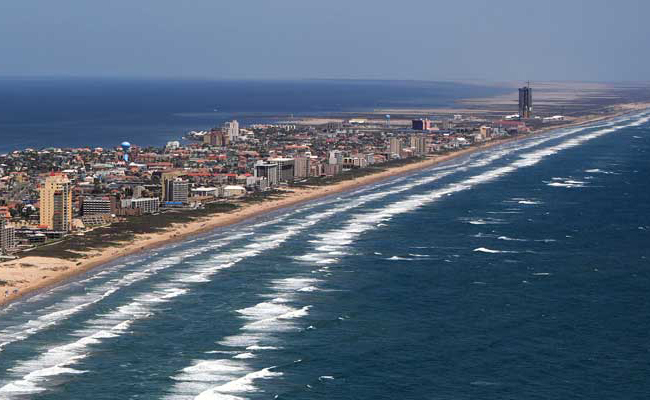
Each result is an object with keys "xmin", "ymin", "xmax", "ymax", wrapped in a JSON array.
[
  {"xmin": 0, "ymin": 85, "xmax": 559, "ymax": 259},
  {"xmin": 2, "ymin": 2, "xmax": 650, "ymax": 397}
]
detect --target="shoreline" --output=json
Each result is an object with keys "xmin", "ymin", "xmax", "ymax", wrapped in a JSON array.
[{"xmin": 0, "ymin": 105, "xmax": 646, "ymax": 308}]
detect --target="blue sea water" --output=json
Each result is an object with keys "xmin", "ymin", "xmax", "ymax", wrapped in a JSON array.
[
  {"xmin": 0, "ymin": 110, "xmax": 649, "ymax": 399},
  {"xmin": 0, "ymin": 78, "xmax": 505, "ymax": 153}
]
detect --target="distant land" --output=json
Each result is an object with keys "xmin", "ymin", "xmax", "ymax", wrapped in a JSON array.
[
  {"xmin": 0, "ymin": 78, "xmax": 506, "ymax": 153},
  {"xmin": 1, "ymin": 78, "xmax": 648, "ymax": 154}
]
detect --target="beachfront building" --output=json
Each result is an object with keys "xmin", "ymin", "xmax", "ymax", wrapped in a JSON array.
[
  {"xmin": 268, "ymin": 157, "xmax": 295, "ymax": 182},
  {"xmin": 121, "ymin": 197, "xmax": 160, "ymax": 214},
  {"xmin": 328, "ymin": 150, "xmax": 344, "ymax": 165},
  {"xmin": 254, "ymin": 161, "xmax": 279, "ymax": 187},
  {"xmin": 191, "ymin": 187, "xmax": 219, "ymax": 198},
  {"xmin": 410, "ymin": 135, "xmax": 427, "ymax": 156},
  {"xmin": 389, "ymin": 138, "xmax": 403, "ymax": 158},
  {"xmin": 324, "ymin": 164, "xmax": 342, "ymax": 176},
  {"xmin": 223, "ymin": 185, "xmax": 246, "ymax": 198},
  {"xmin": 39, "ymin": 174, "xmax": 73, "ymax": 232},
  {"xmin": 519, "ymin": 84, "xmax": 533, "ymax": 119},
  {"xmin": 479, "ymin": 126, "xmax": 493, "ymax": 140},
  {"xmin": 165, "ymin": 178, "xmax": 189, "ymax": 204},
  {"xmin": 82, "ymin": 196, "xmax": 113, "ymax": 215},
  {"xmin": 294, "ymin": 156, "xmax": 311, "ymax": 178},
  {"xmin": 161, "ymin": 171, "xmax": 184, "ymax": 202},
  {"xmin": 0, "ymin": 217, "xmax": 16, "ymax": 254}
]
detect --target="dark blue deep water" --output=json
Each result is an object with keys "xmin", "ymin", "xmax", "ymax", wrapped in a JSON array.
[
  {"xmin": 0, "ymin": 78, "xmax": 505, "ymax": 153},
  {"xmin": 0, "ymin": 111, "xmax": 649, "ymax": 399}
]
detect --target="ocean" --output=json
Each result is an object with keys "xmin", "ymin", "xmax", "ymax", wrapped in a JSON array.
[
  {"xmin": 0, "ymin": 78, "xmax": 505, "ymax": 153},
  {"xmin": 0, "ymin": 110, "xmax": 648, "ymax": 399}
]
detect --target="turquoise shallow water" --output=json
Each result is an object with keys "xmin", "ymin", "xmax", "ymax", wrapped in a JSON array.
[{"xmin": 0, "ymin": 111, "xmax": 649, "ymax": 399}]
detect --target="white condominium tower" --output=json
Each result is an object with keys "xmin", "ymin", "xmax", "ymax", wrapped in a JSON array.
[{"xmin": 225, "ymin": 120, "xmax": 240, "ymax": 141}]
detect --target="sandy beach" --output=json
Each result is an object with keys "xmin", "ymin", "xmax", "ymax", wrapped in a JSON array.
[{"xmin": 1, "ymin": 103, "xmax": 647, "ymax": 308}]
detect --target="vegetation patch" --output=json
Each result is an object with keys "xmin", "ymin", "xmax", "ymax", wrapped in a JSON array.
[{"xmin": 24, "ymin": 203, "xmax": 239, "ymax": 260}]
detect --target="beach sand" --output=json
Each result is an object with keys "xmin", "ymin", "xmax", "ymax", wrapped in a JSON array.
[{"xmin": 0, "ymin": 104, "xmax": 647, "ymax": 307}]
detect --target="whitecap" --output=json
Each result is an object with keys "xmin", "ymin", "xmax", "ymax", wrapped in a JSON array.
[
  {"xmin": 517, "ymin": 200, "xmax": 542, "ymax": 205},
  {"xmin": 298, "ymin": 286, "xmax": 319, "ymax": 292},
  {"xmin": 497, "ymin": 236, "xmax": 527, "ymax": 242},
  {"xmin": 473, "ymin": 247, "xmax": 517, "ymax": 254},
  {"xmin": 465, "ymin": 218, "xmax": 506, "ymax": 225},
  {"xmin": 245, "ymin": 345, "xmax": 278, "ymax": 351},
  {"xmin": 232, "ymin": 353, "xmax": 255, "ymax": 359},
  {"xmin": 584, "ymin": 168, "xmax": 616, "ymax": 174},
  {"xmin": 546, "ymin": 179, "xmax": 587, "ymax": 188},
  {"xmin": 196, "ymin": 366, "xmax": 282, "ymax": 396}
]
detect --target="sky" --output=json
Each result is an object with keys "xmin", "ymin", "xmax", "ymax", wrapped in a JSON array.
[{"xmin": 1, "ymin": 0, "xmax": 648, "ymax": 82}]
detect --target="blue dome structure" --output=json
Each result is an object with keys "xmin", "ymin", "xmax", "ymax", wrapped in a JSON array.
[{"xmin": 121, "ymin": 141, "xmax": 131, "ymax": 161}]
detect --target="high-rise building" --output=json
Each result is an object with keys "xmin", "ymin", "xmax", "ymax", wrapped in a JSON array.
[
  {"xmin": 39, "ymin": 174, "xmax": 73, "ymax": 232},
  {"xmin": 410, "ymin": 135, "xmax": 427, "ymax": 156},
  {"xmin": 224, "ymin": 120, "xmax": 240, "ymax": 141},
  {"xmin": 254, "ymin": 161, "xmax": 279, "ymax": 186},
  {"xmin": 268, "ymin": 157, "xmax": 295, "ymax": 182},
  {"xmin": 412, "ymin": 118, "xmax": 433, "ymax": 131},
  {"xmin": 518, "ymin": 84, "xmax": 533, "ymax": 119},
  {"xmin": 0, "ymin": 217, "xmax": 16, "ymax": 254},
  {"xmin": 203, "ymin": 130, "xmax": 229, "ymax": 147},
  {"xmin": 328, "ymin": 150, "xmax": 344, "ymax": 165},
  {"xmin": 165, "ymin": 178, "xmax": 189, "ymax": 203},
  {"xmin": 479, "ymin": 125, "xmax": 493, "ymax": 139},
  {"xmin": 389, "ymin": 138, "xmax": 403, "ymax": 158},
  {"xmin": 324, "ymin": 164, "xmax": 342, "ymax": 176},
  {"xmin": 161, "ymin": 171, "xmax": 183, "ymax": 202},
  {"xmin": 294, "ymin": 157, "xmax": 311, "ymax": 178}
]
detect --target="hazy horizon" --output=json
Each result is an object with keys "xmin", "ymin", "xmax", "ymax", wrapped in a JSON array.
[
  {"xmin": 2, "ymin": 0, "xmax": 649, "ymax": 83},
  {"xmin": 0, "ymin": 76, "xmax": 647, "ymax": 87}
]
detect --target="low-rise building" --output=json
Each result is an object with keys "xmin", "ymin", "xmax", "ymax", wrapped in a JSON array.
[
  {"xmin": 82, "ymin": 196, "xmax": 113, "ymax": 215},
  {"xmin": 223, "ymin": 185, "xmax": 246, "ymax": 198},
  {"xmin": 121, "ymin": 197, "xmax": 160, "ymax": 214}
]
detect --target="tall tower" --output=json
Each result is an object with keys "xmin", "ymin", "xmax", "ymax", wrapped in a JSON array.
[
  {"xmin": 39, "ymin": 174, "xmax": 72, "ymax": 231},
  {"xmin": 224, "ymin": 120, "xmax": 240, "ymax": 141},
  {"xmin": 389, "ymin": 138, "xmax": 402, "ymax": 157},
  {"xmin": 518, "ymin": 82, "xmax": 533, "ymax": 119},
  {"xmin": 161, "ymin": 171, "xmax": 183, "ymax": 202},
  {"xmin": 121, "ymin": 141, "xmax": 131, "ymax": 162}
]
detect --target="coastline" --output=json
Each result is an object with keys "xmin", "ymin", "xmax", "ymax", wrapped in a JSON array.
[{"xmin": 0, "ymin": 105, "xmax": 646, "ymax": 308}]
